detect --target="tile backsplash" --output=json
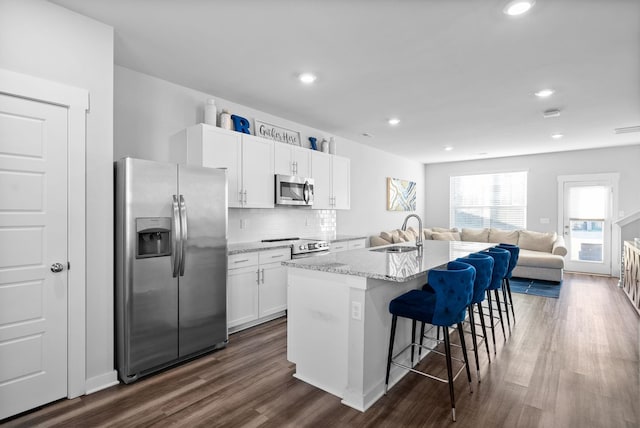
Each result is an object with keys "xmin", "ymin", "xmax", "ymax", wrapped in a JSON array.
[{"xmin": 228, "ymin": 208, "xmax": 337, "ymax": 243}]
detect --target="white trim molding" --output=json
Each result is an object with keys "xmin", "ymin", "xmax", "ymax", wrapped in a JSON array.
[{"xmin": 0, "ymin": 68, "xmax": 89, "ymax": 398}]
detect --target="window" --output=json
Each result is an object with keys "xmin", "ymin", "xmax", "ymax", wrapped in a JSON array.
[{"xmin": 450, "ymin": 171, "xmax": 527, "ymax": 230}]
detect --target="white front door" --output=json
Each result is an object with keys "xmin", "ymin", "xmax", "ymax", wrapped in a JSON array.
[
  {"xmin": 559, "ymin": 176, "xmax": 616, "ymax": 275},
  {"xmin": 0, "ymin": 93, "xmax": 69, "ymax": 419}
]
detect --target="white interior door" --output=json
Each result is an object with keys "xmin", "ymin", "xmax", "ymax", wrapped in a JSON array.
[
  {"xmin": 0, "ymin": 93, "xmax": 69, "ymax": 419},
  {"xmin": 560, "ymin": 178, "xmax": 614, "ymax": 275}
]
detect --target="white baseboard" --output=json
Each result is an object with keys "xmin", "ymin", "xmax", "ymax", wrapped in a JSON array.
[{"xmin": 85, "ymin": 370, "xmax": 119, "ymax": 395}]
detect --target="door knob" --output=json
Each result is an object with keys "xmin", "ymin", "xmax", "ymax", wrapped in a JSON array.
[{"xmin": 51, "ymin": 263, "xmax": 64, "ymax": 273}]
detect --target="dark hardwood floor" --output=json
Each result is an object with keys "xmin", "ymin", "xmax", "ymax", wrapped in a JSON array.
[{"xmin": 3, "ymin": 273, "xmax": 638, "ymax": 427}]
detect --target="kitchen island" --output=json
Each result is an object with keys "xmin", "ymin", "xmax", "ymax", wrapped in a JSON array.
[{"xmin": 283, "ymin": 240, "xmax": 490, "ymax": 412}]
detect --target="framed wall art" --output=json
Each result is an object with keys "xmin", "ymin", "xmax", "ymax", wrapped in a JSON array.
[{"xmin": 387, "ymin": 177, "xmax": 416, "ymax": 211}]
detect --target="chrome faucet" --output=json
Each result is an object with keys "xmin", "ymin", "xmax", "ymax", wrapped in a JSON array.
[{"xmin": 401, "ymin": 214, "xmax": 423, "ymax": 255}]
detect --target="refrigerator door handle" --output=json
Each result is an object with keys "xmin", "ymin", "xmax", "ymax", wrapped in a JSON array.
[
  {"xmin": 171, "ymin": 195, "xmax": 181, "ymax": 278},
  {"xmin": 178, "ymin": 194, "xmax": 188, "ymax": 276}
]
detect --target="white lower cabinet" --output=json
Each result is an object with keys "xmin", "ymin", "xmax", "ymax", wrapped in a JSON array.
[
  {"xmin": 258, "ymin": 261, "xmax": 288, "ymax": 317},
  {"xmin": 228, "ymin": 248, "xmax": 290, "ymax": 332}
]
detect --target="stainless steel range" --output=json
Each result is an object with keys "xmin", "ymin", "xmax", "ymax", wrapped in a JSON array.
[
  {"xmin": 291, "ymin": 239, "xmax": 330, "ymax": 259},
  {"xmin": 261, "ymin": 237, "xmax": 330, "ymax": 259}
]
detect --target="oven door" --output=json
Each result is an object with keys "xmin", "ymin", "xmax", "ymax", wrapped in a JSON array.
[{"xmin": 275, "ymin": 175, "xmax": 314, "ymax": 206}]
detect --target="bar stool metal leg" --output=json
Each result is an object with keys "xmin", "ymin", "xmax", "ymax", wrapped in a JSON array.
[
  {"xmin": 457, "ymin": 322, "xmax": 473, "ymax": 391},
  {"xmin": 384, "ymin": 315, "xmax": 398, "ymax": 394},
  {"xmin": 493, "ymin": 289, "xmax": 507, "ymax": 338},
  {"xmin": 505, "ymin": 278, "xmax": 516, "ymax": 321},
  {"xmin": 501, "ymin": 280, "xmax": 511, "ymax": 330},
  {"xmin": 442, "ymin": 327, "xmax": 457, "ymax": 422},
  {"xmin": 486, "ymin": 292, "xmax": 497, "ymax": 354},
  {"xmin": 476, "ymin": 303, "xmax": 491, "ymax": 361},
  {"xmin": 467, "ymin": 306, "xmax": 481, "ymax": 381}
]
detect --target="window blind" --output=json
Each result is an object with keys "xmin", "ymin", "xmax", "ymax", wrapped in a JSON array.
[{"xmin": 450, "ymin": 171, "xmax": 527, "ymax": 230}]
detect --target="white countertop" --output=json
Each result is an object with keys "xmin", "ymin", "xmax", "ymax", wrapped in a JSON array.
[{"xmin": 282, "ymin": 240, "xmax": 491, "ymax": 282}]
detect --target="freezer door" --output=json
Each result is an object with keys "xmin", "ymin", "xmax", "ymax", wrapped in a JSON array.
[
  {"xmin": 116, "ymin": 158, "xmax": 179, "ymax": 379},
  {"xmin": 177, "ymin": 165, "xmax": 228, "ymax": 356}
]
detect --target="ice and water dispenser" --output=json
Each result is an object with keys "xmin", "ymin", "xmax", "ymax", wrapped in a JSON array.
[{"xmin": 136, "ymin": 217, "xmax": 171, "ymax": 258}]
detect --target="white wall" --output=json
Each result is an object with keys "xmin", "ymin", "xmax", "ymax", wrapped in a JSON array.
[
  {"xmin": 0, "ymin": 0, "xmax": 115, "ymax": 389},
  {"xmin": 337, "ymin": 140, "xmax": 425, "ymax": 236},
  {"xmin": 115, "ymin": 66, "xmax": 426, "ymax": 243},
  {"xmin": 424, "ymin": 145, "xmax": 640, "ymax": 229}
]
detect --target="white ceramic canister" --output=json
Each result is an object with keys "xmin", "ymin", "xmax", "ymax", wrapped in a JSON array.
[
  {"xmin": 204, "ymin": 98, "xmax": 217, "ymax": 126},
  {"xmin": 219, "ymin": 110, "xmax": 232, "ymax": 130},
  {"xmin": 321, "ymin": 139, "xmax": 329, "ymax": 153},
  {"xmin": 328, "ymin": 137, "xmax": 336, "ymax": 154}
]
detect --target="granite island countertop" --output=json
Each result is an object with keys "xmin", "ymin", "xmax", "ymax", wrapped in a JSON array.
[{"xmin": 282, "ymin": 240, "xmax": 491, "ymax": 282}]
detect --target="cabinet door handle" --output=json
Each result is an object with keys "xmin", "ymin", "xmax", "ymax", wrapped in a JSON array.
[
  {"xmin": 271, "ymin": 254, "xmax": 284, "ymax": 259},
  {"xmin": 238, "ymin": 190, "xmax": 243, "ymax": 203},
  {"xmin": 260, "ymin": 268, "xmax": 265, "ymax": 284},
  {"xmin": 233, "ymin": 259, "xmax": 249, "ymax": 264},
  {"xmin": 243, "ymin": 190, "xmax": 248, "ymax": 204},
  {"xmin": 256, "ymin": 269, "xmax": 260, "ymax": 284}
]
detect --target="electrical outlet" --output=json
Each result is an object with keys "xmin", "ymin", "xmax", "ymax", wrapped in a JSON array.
[
  {"xmin": 351, "ymin": 301, "xmax": 362, "ymax": 320},
  {"xmin": 240, "ymin": 219, "xmax": 247, "ymax": 229}
]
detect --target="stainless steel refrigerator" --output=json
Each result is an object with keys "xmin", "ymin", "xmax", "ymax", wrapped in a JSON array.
[{"xmin": 115, "ymin": 157, "xmax": 228, "ymax": 383}]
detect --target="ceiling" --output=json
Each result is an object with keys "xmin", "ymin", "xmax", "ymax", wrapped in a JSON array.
[{"xmin": 51, "ymin": 0, "xmax": 640, "ymax": 164}]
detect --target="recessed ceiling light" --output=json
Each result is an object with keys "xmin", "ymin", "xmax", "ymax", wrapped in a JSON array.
[
  {"xmin": 388, "ymin": 118, "xmax": 400, "ymax": 126},
  {"xmin": 444, "ymin": 146, "xmax": 453, "ymax": 151},
  {"xmin": 298, "ymin": 72, "xmax": 317, "ymax": 84},
  {"xmin": 551, "ymin": 133, "xmax": 564, "ymax": 139},
  {"xmin": 543, "ymin": 109, "xmax": 561, "ymax": 118},
  {"xmin": 535, "ymin": 89, "xmax": 554, "ymax": 98},
  {"xmin": 503, "ymin": 0, "xmax": 535, "ymax": 16}
]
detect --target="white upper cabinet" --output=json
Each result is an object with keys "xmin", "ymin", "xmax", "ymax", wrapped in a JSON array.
[
  {"xmin": 332, "ymin": 154, "xmax": 350, "ymax": 210},
  {"xmin": 311, "ymin": 151, "xmax": 350, "ymax": 210},
  {"xmin": 241, "ymin": 134, "xmax": 275, "ymax": 208},
  {"xmin": 172, "ymin": 124, "xmax": 274, "ymax": 208},
  {"xmin": 274, "ymin": 143, "xmax": 311, "ymax": 178}
]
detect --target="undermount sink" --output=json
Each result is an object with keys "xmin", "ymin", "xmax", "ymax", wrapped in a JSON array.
[{"xmin": 370, "ymin": 245, "xmax": 418, "ymax": 253}]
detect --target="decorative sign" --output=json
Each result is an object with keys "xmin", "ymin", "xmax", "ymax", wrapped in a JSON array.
[
  {"xmin": 255, "ymin": 119, "xmax": 301, "ymax": 146},
  {"xmin": 387, "ymin": 177, "xmax": 416, "ymax": 211}
]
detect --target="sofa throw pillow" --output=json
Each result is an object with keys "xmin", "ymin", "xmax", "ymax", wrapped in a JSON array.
[
  {"xmin": 488, "ymin": 228, "xmax": 519, "ymax": 245},
  {"xmin": 380, "ymin": 231, "xmax": 394, "ymax": 243},
  {"xmin": 431, "ymin": 231, "xmax": 461, "ymax": 241},
  {"xmin": 407, "ymin": 226, "xmax": 419, "ymax": 239},
  {"xmin": 423, "ymin": 228, "xmax": 433, "ymax": 240},
  {"xmin": 518, "ymin": 230, "xmax": 556, "ymax": 253},
  {"xmin": 398, "ymin": 229, "xmax": 414, "ymax": 241},
  {"xmin": 432, "ymin": 226, "xmax": 459, "ymax": 233},
  {"xmin": 461, "ymin": 228, "xmax": 489, "ymax": 242}
]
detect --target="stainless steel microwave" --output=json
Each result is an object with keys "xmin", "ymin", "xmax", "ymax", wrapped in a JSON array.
[{"xmin": 275, "ymin": 174, "xmax": 314, "ymax": 206}]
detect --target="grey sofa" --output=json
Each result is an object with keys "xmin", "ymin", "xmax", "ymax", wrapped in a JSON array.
[{"xmin": 370, "ymin": 227, "xmax": 567, "ymax": 283}]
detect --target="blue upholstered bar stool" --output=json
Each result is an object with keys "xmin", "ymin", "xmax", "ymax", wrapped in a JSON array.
[
  {"xmin": 481, "ymin": 247, "xmax": 510, "ymax": 352},
  {"xmin": 456, "ymin": 253, "xmax": 494, "ymax": 378},
  {"xmin": 385, "ymin": 261, "xmax": 475, "ymax": 422},
  {"xmin": 496, "ymin": 243, "xmax": 520, "ymax": 321}
]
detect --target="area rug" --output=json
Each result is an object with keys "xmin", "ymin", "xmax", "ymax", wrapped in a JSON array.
[{"xmin": 508, "ymin": 277, "xmax": 562, "ymax": 298}]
